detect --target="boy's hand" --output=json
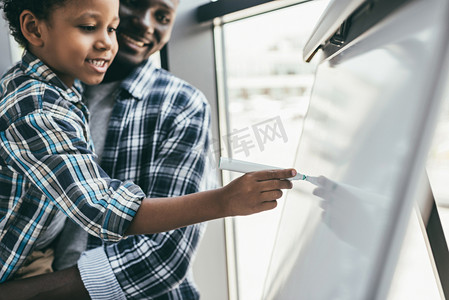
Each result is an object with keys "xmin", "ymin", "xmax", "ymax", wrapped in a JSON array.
[
  {"xmin": 220, "ymin": 169, "xmax": 296, "ymax": 216},
  {"xmin": 127, "ymin": 168, "xmax": 296, "ymax": 235}
]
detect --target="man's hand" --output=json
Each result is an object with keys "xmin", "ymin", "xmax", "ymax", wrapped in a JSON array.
[{"xmin": 0, "ymin": 266, "xmax": 90, "ymax": 300}]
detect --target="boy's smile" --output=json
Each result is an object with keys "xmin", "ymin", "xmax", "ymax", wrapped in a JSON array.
[
  {"xmin": 30, "ymin": 0, "xmax": 120, "ymax": 87},
  {"xmin": 86, "ymin": 58, "xmax": 112, "ymax": 73}
]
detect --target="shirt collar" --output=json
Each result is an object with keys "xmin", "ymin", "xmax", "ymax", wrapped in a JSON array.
[
  {"xmin": 20, "ymin": 50, "xmax": 83, "ymax": 103},
  {"xmin": 120, "ymin": 59, "xmax": 158, "ymax": 101}
]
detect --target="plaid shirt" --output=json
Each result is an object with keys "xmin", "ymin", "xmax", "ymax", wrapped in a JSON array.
[
  {"xmin": 0, "ymin": 51, "xmax": 144, "ymax": 282},
  {"xmin": 78, "ymin": 58, "xmax": 213, "ymax": 299}
]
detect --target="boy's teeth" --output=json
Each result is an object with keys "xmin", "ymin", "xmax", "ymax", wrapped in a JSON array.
[{"xmin": 89, "ymin": 60, "xmax": 105, "ymax": 67}]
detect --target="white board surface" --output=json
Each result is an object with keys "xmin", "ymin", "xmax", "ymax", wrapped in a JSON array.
[{"xmin": 263, "ymin": 0, "xmax": 449, "ymax": 299}]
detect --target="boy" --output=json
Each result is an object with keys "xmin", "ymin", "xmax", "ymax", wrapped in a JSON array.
[{"xmin": 0, "ymin": 0, "xmax": 295, "ymax": 282}]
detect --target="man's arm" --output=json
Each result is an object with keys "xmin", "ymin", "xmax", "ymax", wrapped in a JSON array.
[{"xmin": 0, "ymin": 266, "xmax": 89, "ymax": 300}]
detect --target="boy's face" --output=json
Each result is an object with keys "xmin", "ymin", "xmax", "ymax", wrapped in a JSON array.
[
  {"xmin": 114, "ymin": 0, "xmax": 179, "ymax": 69},
  {"xmin": 38, "ymin": 0, "xmax": 120, "ymax": 87}
]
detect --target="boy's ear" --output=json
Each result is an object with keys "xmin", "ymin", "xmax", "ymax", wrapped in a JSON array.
[{"xmin": 20, "ymin": 10, "xmax": 44, "ymax": 47}]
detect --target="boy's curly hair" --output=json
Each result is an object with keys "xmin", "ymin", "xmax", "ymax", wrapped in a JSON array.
[{"xmin": 0, "ymin": 0, "xmax": 69, "ymax": 48}]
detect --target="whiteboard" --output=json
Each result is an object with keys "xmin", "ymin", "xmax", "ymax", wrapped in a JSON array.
[{"xmin": 263, "ymin": 0, "xmax": 449, "ymax": 299}]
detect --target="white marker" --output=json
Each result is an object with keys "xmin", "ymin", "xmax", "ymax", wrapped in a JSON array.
[{"xmin": 219, "ymin": 157, "xmax": 308, "ymax": 181}]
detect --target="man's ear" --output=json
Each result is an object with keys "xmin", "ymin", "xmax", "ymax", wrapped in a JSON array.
[{"xmin": 20, "ymin": 10, "xmax": 44, "ymax": 47}]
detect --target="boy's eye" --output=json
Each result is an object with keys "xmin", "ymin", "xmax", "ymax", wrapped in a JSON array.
[
  {"xmin": 108, "ymin": 27, "xmax": 117, "ymax": 33},
  {"xmin": 79, "ymin": 25, "xmax": 96, "ymax": 32}
]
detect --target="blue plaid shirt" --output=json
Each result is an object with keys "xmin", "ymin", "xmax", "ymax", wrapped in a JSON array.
[
  {"xmin": 77, "ymin": 58, "xmax": 213, "ymax": 299},
  {"xmin": 0, "ymin": 51, "xmax": 145, "ymax": 282}
]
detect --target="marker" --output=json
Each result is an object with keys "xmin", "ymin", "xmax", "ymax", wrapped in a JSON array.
[{"xmin": 219, "ymin": 157, "xmax": 308, "ymax": 181}]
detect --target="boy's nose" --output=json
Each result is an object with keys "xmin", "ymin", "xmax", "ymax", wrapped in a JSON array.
[{"xmin": 95, "ymin": 32, "xmax": 114, "ymax": 50}]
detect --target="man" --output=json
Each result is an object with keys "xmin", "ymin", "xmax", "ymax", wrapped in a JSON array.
[{"xmin": 0, "ymin": 0, "xmax": 214, "ymax": 298}]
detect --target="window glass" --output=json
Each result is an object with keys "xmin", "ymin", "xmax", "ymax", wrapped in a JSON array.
[
  {"xmin": 9, "ymin": 35, "xmax": 23, "ymax": 64},
  {"xmin": 427, "ymin": 86, "xmax": 449, "ymax": 239}
]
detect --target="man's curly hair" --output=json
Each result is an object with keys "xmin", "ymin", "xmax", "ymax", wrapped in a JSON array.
[{"xmin": 0, "ymin": 0, "xmax": 69, "ymax": 48}]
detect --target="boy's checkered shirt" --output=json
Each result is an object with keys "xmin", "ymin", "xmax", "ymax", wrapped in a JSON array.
[{"xmin": 0, "ymin": 51, "xmax": 145, "ymax": 282}]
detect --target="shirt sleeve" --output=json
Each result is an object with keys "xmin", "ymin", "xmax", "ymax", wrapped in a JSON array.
[
  {"xmin": 79, "ymin": 92, "xmax": 216, "ymax": 299},
  {"xmin": 78, "ymin": 247, "xmax": 126, "ymax": 300},
  {"xmin": 0, "ymin": 111, "xmax": 144, "ymax": 241}
]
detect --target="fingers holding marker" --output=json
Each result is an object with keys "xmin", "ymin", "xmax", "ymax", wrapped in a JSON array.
[{"xmin": 253, "ymin": 168, "xmax": 297, "ymax": 181}]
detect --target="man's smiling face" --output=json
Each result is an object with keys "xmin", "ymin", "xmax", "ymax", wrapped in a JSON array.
[{"xmin": 115, "ymin": 0, "xmax": 179, "ymax": 68}]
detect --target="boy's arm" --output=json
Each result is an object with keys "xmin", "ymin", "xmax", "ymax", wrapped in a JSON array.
[
  {"xmin": 77, "ymin": 93, "xmax": 293, "ymax": 298},
  {"xmin": 126, "ymin": 170, "xmax": 294, "ymax": 234}
]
